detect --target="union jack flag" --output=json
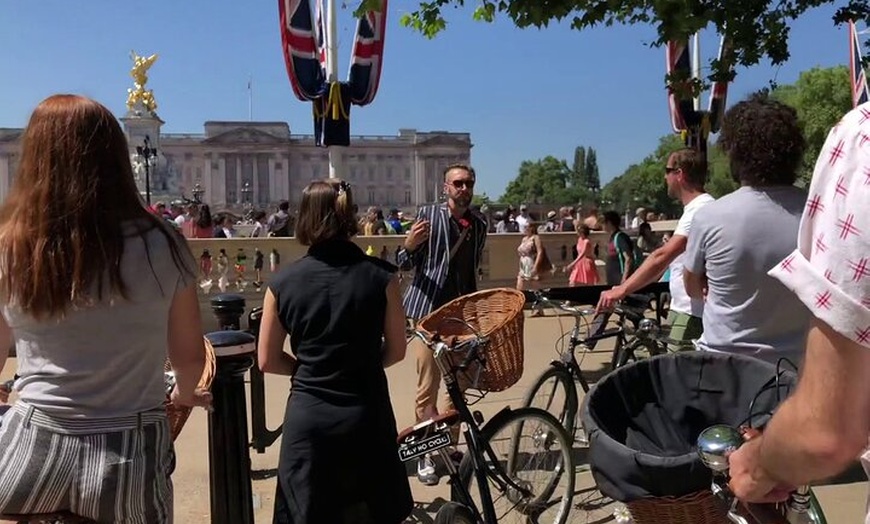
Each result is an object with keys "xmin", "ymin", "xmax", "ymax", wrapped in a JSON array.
[
  {"xmin": 666, "ymin": 40, "xmax": 693, "ymax": 133},
  {"xmin": 850, "ymin": 21, "xmax": 870, "ymax": 108},
  {"xmin": 279, "ymin": 0, "xmax": 325, "ymax": 101},
  {"xmin": 707, "ymin": 35, "xmax": 731, "ymax": 133},
  {"xmin": 348, "ymin": 0, "xmax": 388, "ymax": 106},
  {"xmin": 314, "ymin": 0, "xmax": 327, "ymax": 76}
]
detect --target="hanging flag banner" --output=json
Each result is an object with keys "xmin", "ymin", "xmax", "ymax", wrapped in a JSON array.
[
  {"xmin": 666, "ymin": 40, "xmax": 694, "ymax": 134},
  {"xmin": 279, "ymin": 0, "xmax": 325, "ymax": 101},
  {"xmin": 348, "ymin": 2, "xmax": 388, "ymax": 105},
  {"xmin": 280, "ymin": 0, "xmax": 388, "ymax": 147},
  {"xmin": 850, "ymin": 20, "xmax": 870, "ymax": 108},
  {"xmin": 707, "ymin": 35, "xmax": 732, "ymax": 134}
]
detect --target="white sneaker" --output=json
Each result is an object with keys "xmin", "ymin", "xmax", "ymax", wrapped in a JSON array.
[{"xmin": 417, "ymin": 455, "xmax": 439, "ymax": 486}]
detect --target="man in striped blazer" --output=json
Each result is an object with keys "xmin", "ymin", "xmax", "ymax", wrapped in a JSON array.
[{"xmin": 397, "ymin": 163, "xmax": 487, "ymax": 485}]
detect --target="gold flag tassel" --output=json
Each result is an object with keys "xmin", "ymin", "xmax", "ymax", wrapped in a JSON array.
[{"xmin": 327, "ymin": 81, "xmax": 349, "ymax": 121}]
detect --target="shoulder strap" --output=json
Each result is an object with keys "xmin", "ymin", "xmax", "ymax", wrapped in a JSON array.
[{"xmin": 448, "ymin": 226, "xmax": 471, "ymax": 261}]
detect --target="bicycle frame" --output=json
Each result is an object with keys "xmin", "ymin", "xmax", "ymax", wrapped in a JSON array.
[{"xmin": 420, "ymin": 334, "xmax": 533, "ymax": 524}]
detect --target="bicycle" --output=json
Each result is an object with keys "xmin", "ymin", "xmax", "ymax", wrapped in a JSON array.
[
  {"xmin": 695, "ymin": 356, "xmax": 827, "ymax": 524},
  {"xmin": 521, "ymin": 290, "xmax": 668, "ymax": 441},
  {"xmin": 398, "ymin": 319, "xmax": 576, "ymax": 524},
  {"xmin": 698, "ymin": 424, "xmax": 827, "ymax": 523}
]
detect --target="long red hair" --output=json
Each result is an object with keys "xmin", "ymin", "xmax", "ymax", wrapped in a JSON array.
[{"xmin": 0, "ymin": 94, "xmax": 192, "ymax": 319}]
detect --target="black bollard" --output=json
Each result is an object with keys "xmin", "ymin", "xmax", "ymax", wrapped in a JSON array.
[
  {"xmin": 210, "ymin": 294, "xmax": 246, "ymax": 331},
  {"xmin": 206, "ymin": 330, "xmax": 256, "ymax": 524}
]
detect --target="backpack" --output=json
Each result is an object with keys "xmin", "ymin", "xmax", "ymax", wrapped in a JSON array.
[{"xmin": 615, "ymin": 231, "xmax": 644, "ymax": 277}]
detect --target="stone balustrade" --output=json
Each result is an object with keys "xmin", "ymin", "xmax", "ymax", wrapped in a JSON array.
[{"xmin": 189, "ymin": 228, "xmax": 676, "ymax": 300}]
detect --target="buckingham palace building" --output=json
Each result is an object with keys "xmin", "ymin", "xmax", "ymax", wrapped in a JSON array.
[{"xmin": 0, "ymin": 118, "xmax": 472, "ymax": 211}]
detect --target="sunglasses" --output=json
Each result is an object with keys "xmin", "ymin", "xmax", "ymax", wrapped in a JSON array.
[
  {"xmin": 451, "ymin": 180, "xmax": 475, "ymax": 189},
  {"xmin": 664, "ymin": 166, "xmax": 680, "ymax": 174}
]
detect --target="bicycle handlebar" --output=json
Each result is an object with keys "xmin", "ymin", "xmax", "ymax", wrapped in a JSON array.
[
  {"xmin": 530, "ymin": 290, "xmax": 650, "ymax": 320},
  {"xmin": 697, "ymin": 425, "xmax": 811, "ymax": 524}
]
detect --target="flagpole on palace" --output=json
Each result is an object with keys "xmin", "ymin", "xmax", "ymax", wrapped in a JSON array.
[
  {"xmin": 691, "ymin": 32, "xmax": 701, "ymax": 111},
  {"xmin": 326, "ymin": 0, "xmax": 344, "ymax": 179}
]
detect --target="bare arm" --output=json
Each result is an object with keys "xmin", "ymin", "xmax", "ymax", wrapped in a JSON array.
[
  {"xmin": 257, "ymin": 289, "xmax": 297, "ymax": 376},
  {"xmin": 621, "ymin": 235, "xmax": 686, "ymax": 292},
  {"xmin": 532, "ymin": 235, "xmax": 544, "ymax": 275},
  {"xmin": 382, "ymin": 276, "xmax": 407, "ymax": 368},
  {"xmin": 683, "ymin": 268, "xmax": 707, "ymax": 299},
  {"xmin": 758, "ymin": 319, "xmax": 870, "ymax": 483},
  {"xmin": 167, "ymin": 284, "xmax": 211, "ymax": 408},
  {"xmin": 0, "ymin": 314, "xmax": 12, "ymax": 403}
]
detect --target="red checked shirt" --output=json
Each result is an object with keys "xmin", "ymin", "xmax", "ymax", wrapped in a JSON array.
[{"xmin": 768, "ymin": 105, "xmax": 870, "ymax": 349}]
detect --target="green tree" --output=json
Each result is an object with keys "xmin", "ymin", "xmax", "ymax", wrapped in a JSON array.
[
  {"xmin": 471, "ymin": 193, "xmax": 493, "ymax": 207},
  {"xmin": 391, "ymin": 0, "xmax": 867, "ymax": 86},
  {"xmin": 585, "ymin": 148, "xmax": 601, "ymax": 192},
  {"xmin": 771, "ymin": 66, "xmax": 852, "ymax": 186},
  {"xmin": 501, "ymin": 156, "xmax": 588, "ymax": 205},
  {"xmin": 706, "ymin": 141, "xmax": 739, "ymax": 198},
  {"xmin": 600, "ymin": 135, "xmax": 684, "ymax": 216},
  {"xmin": 571, "ymin": 146, "xmax": 586, "ymax": 188}
]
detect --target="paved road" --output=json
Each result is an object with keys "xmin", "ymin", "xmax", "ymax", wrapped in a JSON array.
[{"xmin": 2, "ymin": 312, "xmax": 866, "ymax": 522}]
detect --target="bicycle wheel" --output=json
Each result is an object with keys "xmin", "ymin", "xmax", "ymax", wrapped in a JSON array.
[
  {"xmin": 459, "ymin": 407, "xmax": 574, "ymax": 524},
  {"xmin": 434, "ymin": 502, "xmax": 476, "ymax": 524},
  {"xmin": 521, "ymin": 366, "xmax": 579, "ymax": 441}
]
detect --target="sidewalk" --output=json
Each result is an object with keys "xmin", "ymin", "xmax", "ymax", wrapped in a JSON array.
[{"xmin": 2, "ymin": 313, "xmax": 866, "ymax": 522}]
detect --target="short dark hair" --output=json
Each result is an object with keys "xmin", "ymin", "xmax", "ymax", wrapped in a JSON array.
[
  {"xmin": 278, "ymin": 200, "xmax": 290, "ymax": 212},
  {"xmin": 443, "ymin": 163, "xmax": 475, "ymax": 180},
  {"xmin": 718, "ymin": 92, "xmax": 805, "ymax": 186},
  {"xmin": 295, "ymin": 180, "xmax": 358, "ymax": 246},
  {"xmin": 603, "ymin": 211, "xmax": 621, "ymax": 228},
  {"xmin": 669, "ymin": 148, "xmax": 708, "ymax": 189}
]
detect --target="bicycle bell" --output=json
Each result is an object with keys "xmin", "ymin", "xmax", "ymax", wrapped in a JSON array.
[
  {"xmin": 637, "ymin": 318, "xmax": 660, "ymax": 337},
  {"xmin": 164, "ymin": 371, "xmax": 177, "ymax": 395},
  {"xmin": 697, "ymin": 425, "xmax": 744, "ymax": 473}
]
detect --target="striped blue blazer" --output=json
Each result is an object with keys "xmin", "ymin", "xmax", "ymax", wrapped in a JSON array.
[{"xmin": 397, "ymin": 204, "xmax": 488, "ymax": 320}]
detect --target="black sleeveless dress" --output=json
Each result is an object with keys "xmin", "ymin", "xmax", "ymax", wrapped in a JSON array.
[{"xmin": 269, "ymin": 239, "xmax": 413, "ymax": 524}]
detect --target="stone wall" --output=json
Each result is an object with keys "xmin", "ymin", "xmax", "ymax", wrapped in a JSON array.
[{"xmin": 191, "ymin": 229, "xmax": 682, "ymax": 331}]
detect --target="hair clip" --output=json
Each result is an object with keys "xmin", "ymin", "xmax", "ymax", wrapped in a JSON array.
[{"xmin": 338, "ymin": 181, "xmax": 351, "ymax": 194}]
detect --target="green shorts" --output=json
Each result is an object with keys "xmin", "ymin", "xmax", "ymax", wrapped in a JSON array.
[{"xmin": 666, "ymin": 310, "xmax": 703, "ymax": 352}]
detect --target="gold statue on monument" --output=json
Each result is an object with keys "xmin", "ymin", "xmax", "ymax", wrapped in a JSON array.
[{"xmin": 126, "ymin": 50, "xmax": 159, "ymax": 115}]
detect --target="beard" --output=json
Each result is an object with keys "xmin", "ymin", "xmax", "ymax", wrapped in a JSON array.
[{"xmin": 451, "ymin": 193, "xmax": 472, "ymax": 208}]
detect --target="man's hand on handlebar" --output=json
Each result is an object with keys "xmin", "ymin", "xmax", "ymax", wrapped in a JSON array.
[
  {"xmin": 728, "ymin": 429, "xmax": 795, "ymax": 504},
  {"xmin": 596, "ymin": 285, "xmax": 627, "ymax": 313}
]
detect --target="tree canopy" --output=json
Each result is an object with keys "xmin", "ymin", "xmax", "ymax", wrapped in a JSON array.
[
  {"xmin": 500, "ymin": 155, "xmax": 591, "ymax": 205},
  {"xmin": 389, "ymin": 0, "xmax": 868, "ymax": 85},
  {"xmin": 770, "ymin": 66, "xmax": 851, "ymax": 185},
  {"xmin": 599, "ymin": 134, "xmax": 737, "ymax": 217}
]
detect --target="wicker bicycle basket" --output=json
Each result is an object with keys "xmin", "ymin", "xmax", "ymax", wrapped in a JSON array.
[
  {"xmin": 416, "ymin": 288, "xmax": 525, "ymax": 392},
  {"xmin": 627, "ymin": 490, "xmax": 730, "ymax": 524},
  {"xmin": 164, "ymin": 336, "xmax": 216, "ymax": 441}
]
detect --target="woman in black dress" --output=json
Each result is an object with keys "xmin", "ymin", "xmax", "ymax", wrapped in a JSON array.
[{"xmin": 257, "ymin": 179, "xmax": 412, "ymax": 524}]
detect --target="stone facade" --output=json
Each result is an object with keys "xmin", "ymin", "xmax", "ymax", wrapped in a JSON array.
[{"xmin": 0, "ymin": 121, "xmax": 472, "ymax": 210}]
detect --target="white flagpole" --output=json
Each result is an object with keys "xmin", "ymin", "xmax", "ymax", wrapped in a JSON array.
[
  {"xmin": 326, "ymin": 0, "xmax": 343, "ymax": 179},
  {"xmin": 692, "ymin": 32, "xmax": 701, "ymax": 111},
  {"xmin": 248, "ymin": 74, "xmax": 253, "ymax": 121}
]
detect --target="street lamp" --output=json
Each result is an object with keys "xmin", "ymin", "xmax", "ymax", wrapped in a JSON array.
[
  {"xmin": 240, "ymin": 180, "xmax": 252, "ymax": 210},
  {"xmin": 192, "ymin": 182, "xmax": 205, "ymax": 204},
  {"xmin": 135, "ymin": 135, "xmax": 158, "ymax": 206}
]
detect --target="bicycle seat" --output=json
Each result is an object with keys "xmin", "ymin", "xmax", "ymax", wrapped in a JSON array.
[{"xmin": 397, "ymin": 409, "xmax": 460, "ymax": 444}]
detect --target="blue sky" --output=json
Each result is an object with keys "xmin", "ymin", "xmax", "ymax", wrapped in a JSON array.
[{"xmin": 0, "ymin": 1, "xmax": 853, "ymax": 198}]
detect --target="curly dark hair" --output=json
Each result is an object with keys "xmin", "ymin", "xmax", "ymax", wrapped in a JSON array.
[{"xmin": 717, "ymin": 92, "xmax": 806, "ymax": 186}]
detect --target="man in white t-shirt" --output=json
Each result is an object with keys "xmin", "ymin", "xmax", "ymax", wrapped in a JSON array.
[
  {"xmin": 727, "ymin": 103, "xmax": 870, "ymax": 520},
  {"xmin": 598, "ymin": 147, "xmax": 714, "ymax": 349}
]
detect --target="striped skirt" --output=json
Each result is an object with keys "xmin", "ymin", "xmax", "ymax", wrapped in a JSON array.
[{"xmin": 0, "ymin": 402, "xmax": 174, "ymax": 523}]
